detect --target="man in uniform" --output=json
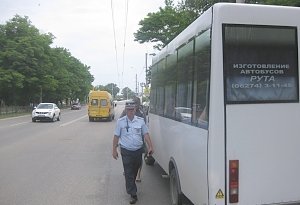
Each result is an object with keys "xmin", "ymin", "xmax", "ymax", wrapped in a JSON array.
[
  {"xmin": 112, "ymin": 100, "xmax": 153, "ymax": 204},
  {"xmin": 119, "ymin": 97, "xmax": 146, "ymax": 182}
]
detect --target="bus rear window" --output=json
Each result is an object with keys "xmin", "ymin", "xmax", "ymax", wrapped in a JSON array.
[
  {"xmin": 91, "ymin": 99, "xmax": 98, "ymax": 106},
  {"xmin": 100, "ymin": 99, "xmax": 107, "ymax": 106},
  {"xmin": 223, "ymin": 24, "xmax": 299, "ymax": 104}
]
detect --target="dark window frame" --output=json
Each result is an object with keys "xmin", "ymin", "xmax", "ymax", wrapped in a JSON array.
[{"xmin": 223, "ymin": 24, "xmax": 299, "ymax": 104}]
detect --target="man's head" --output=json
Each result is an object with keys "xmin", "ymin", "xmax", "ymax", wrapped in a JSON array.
[{"xmin": 125, "ymin": 101, "xmax": 136, "ymax": 117}]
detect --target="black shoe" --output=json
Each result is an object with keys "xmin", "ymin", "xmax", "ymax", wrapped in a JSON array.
[{"xmin": 129, "ymin": 195, "xmax": 138, "ymax": 204}]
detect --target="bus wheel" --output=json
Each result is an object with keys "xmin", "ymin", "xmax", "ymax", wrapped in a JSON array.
[
  {"xmin": 170, "ymin": 168, "xmax": 183, "ymax": 205},
  {"xmin": 89, "ymin": 117, "xmax": 93, "ymax": 122}
]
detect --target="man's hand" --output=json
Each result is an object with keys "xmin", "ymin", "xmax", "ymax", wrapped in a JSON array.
[
  {"xmin": 144, "ymin": 133, "xmax": 154, "ymax": 156},
  {"xmin": 112, "ymin": 148, "xmax": 119, "ymax": 160},
  {"xmin": 147, "ymin": 147, "xmax": 154, "ymax": 156},
  {"xmin": 112, "ymin": 136, "xmax": 119, "ymax": 160}
]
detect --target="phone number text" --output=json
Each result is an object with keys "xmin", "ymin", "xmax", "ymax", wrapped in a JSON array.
[{"xmin": 231, "ymin": 83, "xmax": 292, "ymax": 89}]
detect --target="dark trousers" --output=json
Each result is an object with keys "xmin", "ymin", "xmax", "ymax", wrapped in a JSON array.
[{"xmin": 120, "ymin": 147, "xmax": 143, "ymax": 196}]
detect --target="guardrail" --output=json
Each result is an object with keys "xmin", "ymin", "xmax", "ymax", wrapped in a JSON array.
[
  {"xmin": 0, "ymin": 105, "xmax": 73, "ymax": 118},
  {"xmin": 0, "ymin": 105, "xmax": 32, "ymax": 115}
]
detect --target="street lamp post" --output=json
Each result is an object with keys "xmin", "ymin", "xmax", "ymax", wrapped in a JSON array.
[
  {"xmin": 145, "ymin": 53, "xmax": 155, "ymax": 87},
  {"xmin": 136, "ymin": 73, "xmax": 138, "ymax": 95},
  {"xmin": 145, "ymin": 53, "xmax": 148, "ymax": 86},
  {"xmin": 131, "ymin": 66, "xmax": 138, "ymax": 96},
  {"xmin": 140, "ymin": 82, "xmax": 145, "ymax": 104}
]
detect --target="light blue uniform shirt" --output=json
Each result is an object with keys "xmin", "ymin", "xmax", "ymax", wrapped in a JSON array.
[{"xmin": 114, "ymin": 115, "xmax": 149, "ymax": 151}]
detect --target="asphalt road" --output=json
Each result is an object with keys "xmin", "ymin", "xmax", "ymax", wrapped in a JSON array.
[{"xmin": 0, "ymin": 103, "xmax": 171, "ymax": 205}]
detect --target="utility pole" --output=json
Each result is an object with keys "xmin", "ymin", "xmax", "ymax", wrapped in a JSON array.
[
  {"xmin": 140, "ymin": 82, "xmax": 145, "ymax": 104},
  {"xmin": 135, "ymin": 74, "xmax": 138, "ymax": 95},
  {"xmin": 145, "ymin": 52, "xmax": 156, "ymax": 87},
  {"xmin": 145, "ymin": 53, "xmax": 148, "ymax": 87}
]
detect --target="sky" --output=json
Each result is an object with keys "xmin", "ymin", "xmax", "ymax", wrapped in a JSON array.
[{"xmin": 0, "ymin": 0, "xmax": 167, "ymax": 92}]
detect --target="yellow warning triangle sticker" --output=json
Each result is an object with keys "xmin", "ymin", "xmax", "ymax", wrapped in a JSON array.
[{"xmin": 216, "ymin": 189, "xmax": 224, "ymax": 199}]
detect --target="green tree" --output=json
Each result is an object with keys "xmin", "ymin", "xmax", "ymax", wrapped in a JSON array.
[
  {"xmin": 49, "ymin": 47, "xmax": 93, "ymax": 104},
  {"xmin": 257, "ymin": 0, "xmax": 300, "ymax": 6},
  {"xmin": 0, "ymin": 68, "xmax": 25, "ymax": 105},
  {"xmin": 94, "ymin": 85, "xmax": 106, "ymax": 91},
  {"xmin": 0, "ymin": 15, "xmax": 55, "ymax": 105},
  {"xmin": 134, "ymin": 0, "xmax": 299, "ymax": 50},
  {"xmin": 121, "ymin": 87, "xmax": 135, "ymax": 100},
  {"xmin": 0, "ymin": 15, "xmax": 94, "ymax": 106},
  {"xmin": 93, "ymin": 83, "xmax": 120, "ymax": 98},
  {"xmin": 105, "ymin": 83, "xmax": 120, "ymax": 98},
  {"xmin": 134, "ymin": 1, "xmax": 188, "ymax": 50}
]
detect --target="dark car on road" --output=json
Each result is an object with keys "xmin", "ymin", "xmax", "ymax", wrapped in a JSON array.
[{"xmin": 71, "ymin": 102, "xmax": 81, "ymax": 110}]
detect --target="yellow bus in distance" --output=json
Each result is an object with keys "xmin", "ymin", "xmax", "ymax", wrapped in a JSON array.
[{"xmin": 87, "ymin": 90, "xmax": 115, "ymax": 122}]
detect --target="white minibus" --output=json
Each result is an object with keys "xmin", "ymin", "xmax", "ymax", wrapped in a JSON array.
[{"xmin": 149, "ymin": 3, "xmax": 300, "ymax": 205}]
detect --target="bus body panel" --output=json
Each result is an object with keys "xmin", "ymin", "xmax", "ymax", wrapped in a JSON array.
[
  {"xmin": 212, "ymin": 3, "xmax": 300, "ymax": 204},
  {"xmin": 150, "ymin": 6, "xmax": 213, "ymax": 205},
  {"xmin": 206, "ymin": 5, "xmax": 228, "ymax": 205},
  {"xmin": 89, "ymin": 106, "xmax": 110, "ymax": 118},
  {"xmin": 149, "ymin": 113, "xmax": 209, "ymax": 205},
  {"xmin": 226, "ymin": 104, "xmax": 300, "ymax": 204}
]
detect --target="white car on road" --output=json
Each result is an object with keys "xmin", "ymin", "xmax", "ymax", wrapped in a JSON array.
[{"xmin": 32, "ymin": 103, "xmax": 61, "ymax": 122}]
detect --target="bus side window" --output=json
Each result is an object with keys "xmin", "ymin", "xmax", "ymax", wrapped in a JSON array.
[{"xmin": 193, "ymin": 30, "xmax": 210, "ymax": 128}]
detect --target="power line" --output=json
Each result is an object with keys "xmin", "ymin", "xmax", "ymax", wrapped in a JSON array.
[
  {"xmin": 121, "ymin": 0, "xmax": 129, "ymax": 90},
  {"xmin": 110, "ymin": 0, "xmax": 120, "ymax": 86},
  {"xmin": 122, "ymin": 0, "xmax": 129, "ymax": 76}
]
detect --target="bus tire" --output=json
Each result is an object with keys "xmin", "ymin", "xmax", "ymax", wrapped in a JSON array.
[{"xmin": 170, "ymin": 168, "xmax": 183, "ymax": 205}]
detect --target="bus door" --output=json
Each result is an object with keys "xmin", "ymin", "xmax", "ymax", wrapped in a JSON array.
[
  {"xmin": 223, "ymin": 24, "xmax": 300, "ymax": 204},
  {"xmin": 99, "ymin": 98, "xmax": 110, "ymax": 118},
  {"xmin": 89, "ymin": 98, "xmax": 100, "ymax": 117}
]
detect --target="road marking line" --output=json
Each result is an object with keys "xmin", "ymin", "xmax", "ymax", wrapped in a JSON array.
[
  {"xmin": 9, "ymin": 122, "xmax": 30, "ymax": 127},
  {"xmin": 59, "ymin": 115, "xmax": 87, "ymax": 127}
]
